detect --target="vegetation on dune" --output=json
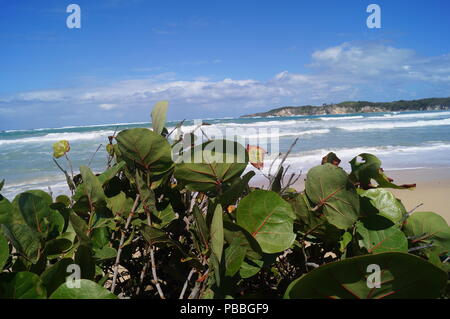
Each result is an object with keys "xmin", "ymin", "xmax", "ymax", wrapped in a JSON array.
[
  {"xmin": 0, "ymin": 102, "xmax": 449, "ymax": 299},
  {"xmin": 241, "ymin": 97, "xmax": 450, "ymax": 117}
]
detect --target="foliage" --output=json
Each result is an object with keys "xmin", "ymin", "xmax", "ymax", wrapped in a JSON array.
[
  {"xmin": 0, "ymin": 102, "xmax": 449, "ymax": 299},
  {"xmin": 242, "ymin": 97, "xmax": 450, "ymax": 118}
]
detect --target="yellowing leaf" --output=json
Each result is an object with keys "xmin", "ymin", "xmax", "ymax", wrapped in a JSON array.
[{"xmin": 52, "ymin": 140, "xmax": 70, "ymax": 158}]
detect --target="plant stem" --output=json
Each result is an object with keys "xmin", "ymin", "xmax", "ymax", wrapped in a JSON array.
[
  {"xmin": 65, "ymin": 153, "xmax": 74, "ymax": 179},
  {"xmin": 188, "ymin": 269, "xmax": 209, "ymax": 299},
  {"xmin": 111, "ymin": 195, "xmax": 140, "ymax": 294},
  {"xmin": 179, "ymin": 268, "xmax": 196, "ymax": 299},
  {"xmin": 136, "ymin": 246, "xmax": 151, "ymax": 296},
  {"xmin": 149, "ymin": 245, "xmax": 165, "ymax": 299},
  {"xmin": 88, "ymin": 143, "xmax": 103, "ymax": 167},
  {"xmin": 145, "ymin": 210, "xmax": 165, "ymax": 299}
]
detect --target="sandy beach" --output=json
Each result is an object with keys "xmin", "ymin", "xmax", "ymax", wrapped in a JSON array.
[
  {"xmin": 388, "ymin": 168, "xmax": 450, "ymax": 223},
  {"xmin": 252, "ymin": 167, "xmax": 450, "ymax": 224}
]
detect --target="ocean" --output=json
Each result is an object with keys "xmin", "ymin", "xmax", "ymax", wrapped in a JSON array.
[{"xmin": 1, "ymin": 110, "xmax": 450, "ymax": 199}]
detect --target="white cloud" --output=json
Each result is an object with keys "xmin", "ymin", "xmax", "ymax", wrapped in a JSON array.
[
  {"xmin": 99, "ymin": 103, "xmax": 118, "ymax": 110},
  {"xmin": 2, "ymin": 42, "xmax": 450, "ymax": 117}
]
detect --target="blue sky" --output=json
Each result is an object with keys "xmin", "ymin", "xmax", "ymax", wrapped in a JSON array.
[{"xmin": 1, "ymin": 0, "xmax": 450, "ymax": 130}]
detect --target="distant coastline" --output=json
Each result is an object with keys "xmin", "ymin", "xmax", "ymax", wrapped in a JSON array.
[{"xmin": 241, "ymin": 97, "xmax": 450, "ymax": 118}]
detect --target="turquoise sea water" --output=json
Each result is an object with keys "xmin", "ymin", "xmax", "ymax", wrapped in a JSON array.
[{"xmin": 1, "ymin": 110, "xmax": 450, "ymax": 199}]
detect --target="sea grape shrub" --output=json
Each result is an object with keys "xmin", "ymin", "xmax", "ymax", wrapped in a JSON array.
[{"xmin": 0, "ymin": 103, "xmax": 448, "ymax": 299}]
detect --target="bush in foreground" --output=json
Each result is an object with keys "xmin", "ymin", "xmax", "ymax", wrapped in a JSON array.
[{"xmin": 0, "ymin": 102, "xmax": 449, "ymax": 299}]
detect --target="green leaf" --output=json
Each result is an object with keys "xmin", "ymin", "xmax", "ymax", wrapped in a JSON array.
[
  {"xmin": 50, "ymin": 279, "xmax": 117, "ymax": 299},
  {"xmin": 356, "ymin": 215, "xmax": 408, "ymax": 254},
  {"xmin": 284, "ymin": 252, "xmax": 447, "ymax": 299},
  {"xmin": 174, "ymin": 140, "xmax": 248, "ymax": 194},
  {"xmin": 239, "ymin": 258, "xmax": 264, "ymax": 279},
  {"xmin": 236, "ymin": 190, "xmax": 296, "ymax": 254},
  {"xmin": 271, "ymin": 166, "xmax": 283, "ymax": 193},
  {"xmin": 0, "ymin": 195, "xmax": 12, "ymax": 224},
  {"xmin": 151, "ymin": 100, "xmax": 169, "ymax": 135},
  {"xmin": 135, "ymin": 172, "xmax": 156, "ymax": 211},
  {"xmin": 14, "ymin": 191, "xmax": 54, "ymax": 234},
  {"xmin": 1, "ymin": 224, "xmax": 41, "ymax": 263},
  {"xmin": 91, "ymin": 226, "xmax": 110, "ymax": 249},
  {"xmin": 339, "ymin": 231, "xmax": 352, "ymax": 253},
  {"xmin": 305, "ymin": 164, "xmax": 360, "ymax": 229},
  {"xmin": 153, "ymin": 204, "xmax": 177, "ymax": 228},
  {"xmin": 73, "ymin": 162, "xmax": 125, "ymax": 202},
  {"xmin": 79, "ymin": 165, "xmax": 106, "ymax": 208},
  {"xmin": 93, "ymin": 246, "xmax": 117, "ymax": 261},
  {"xmin": 192, "ymin": 205, "xmax": 209, "ymax": 249},
  {"xmin": 115, "ymin": 128, "xmax": 173, "ymax": 175},
  {"xmin": 55, "ymin": 195, "xmax": 71, "ymax": 207},
  {"xmin": 106, "ymin": 192, "xmax": 134, "ymax": 217},
  {"xmin": 218, "ymin": 171, "xmax": 255, "ymax": 207},
  {"xmin": 0, "ymin": 232, "xmax": 9, "ymax": 270},
  {"xmin": 289, "ymin": 192, "xmax": 325, "ymax": 233},
  {"xmin": 40, "ymin": 258, "xmax": 74, "ymax": 296},
  {"xmin": 44, "ymin": 237, "xmax": 73, "ymax": 257},
  {"xmin": 97, "ymin": 161, "xmax": 126, "ymax": 184},
  {"xmin": 0, "ymin": 271, "xmax": 47, "ymax": 299},
  {"xmin": 224, "ymin": 238, "xmax": 247, "ymax": 277},
  {"xmin": 223, "ymin": 221, "xmax": 262, "ymax": 260},
  {"xmin": 75, "ymin": 244, "xmax": 95, "ymax": 280},
  {"xmin": 359, "ymin": 188, "xmax": 406, "ymax": 224},
  {"xmin": 349, "ymin": 153, "xmax": 416, "ymax": 189},
  {"xmin": 52, "ymin": 140, "xmax": 70, "ymax": 158},
  {"xmin": 403, "ymin": 211, "xmax": 450, "ymax": 255},
  {"xmin": 141, "ymin": 225, "xmax": 187, "ymax": 256},
  {"xmin": 210, "ymin": 204, "xmax": 224, "ymax": 262},
  {"xmin": 69, "ymin": 212, "xmax": 90, "ymax": 244}
]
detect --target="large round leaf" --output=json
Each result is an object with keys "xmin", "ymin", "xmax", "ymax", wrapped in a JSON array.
[
  {"xmin": 115, "ymin": 128, "xmax": 173, "ymax": 175},
  {"xmin": 284, "ymin": 252, "xmax": 447, "ymax": 299},
  {"xmin": 50, "ymin": 279, "xmax": 117, "ymax": 299},
  {"xmin": 1, "ymin": 223, "xmax": 41, "ymax": 263},
  {"xmin": 236, "ymin": 190, "xmax": 296, "ymax": 253},
  {"xmin": 174, "ymin": 140, "xmax": 248, "ymax": 193},
  {"xmin": 356, "ymin": 216, "xmax": 408, "ymax": 254},
  {"xmin": 359, "ymin": 188, "xmax": 406, "ymax": 224},
  {"xmin": 10, "ymin": 190, "xmax": 63, "ymax": 238},
  {"xmin": 40, "ymin": 258, "xmax": 74, "ymax": 296},
  {"xmin": 0, "ymin": 271, "xmax": 47, "ymax": 299},
  {"xmin": 403, "ymin": 211, "xmax": 450, "ymax": 255},
  {"xmin": 305, "ymin": 164, "xmax": 360, "ymax": 229}
]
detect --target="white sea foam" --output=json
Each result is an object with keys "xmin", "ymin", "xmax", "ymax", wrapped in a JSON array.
[
  {"xmin": 369, "ymin": 111, "xmax": 450, "ymax": 120},
  {"xmin": 0, "ymin": 130, "xmax": 115, "ymax": 145},
  {"xmin": 237, "ymin": 129, "xmax": 330, "ymax": 139},
  {"xmin": 317, "ymin": 115, "xmax": 364, "ymax": 121},
  {"xmin": 338, "ymin": 118, "xmax": 450, "ymax": 131}
]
